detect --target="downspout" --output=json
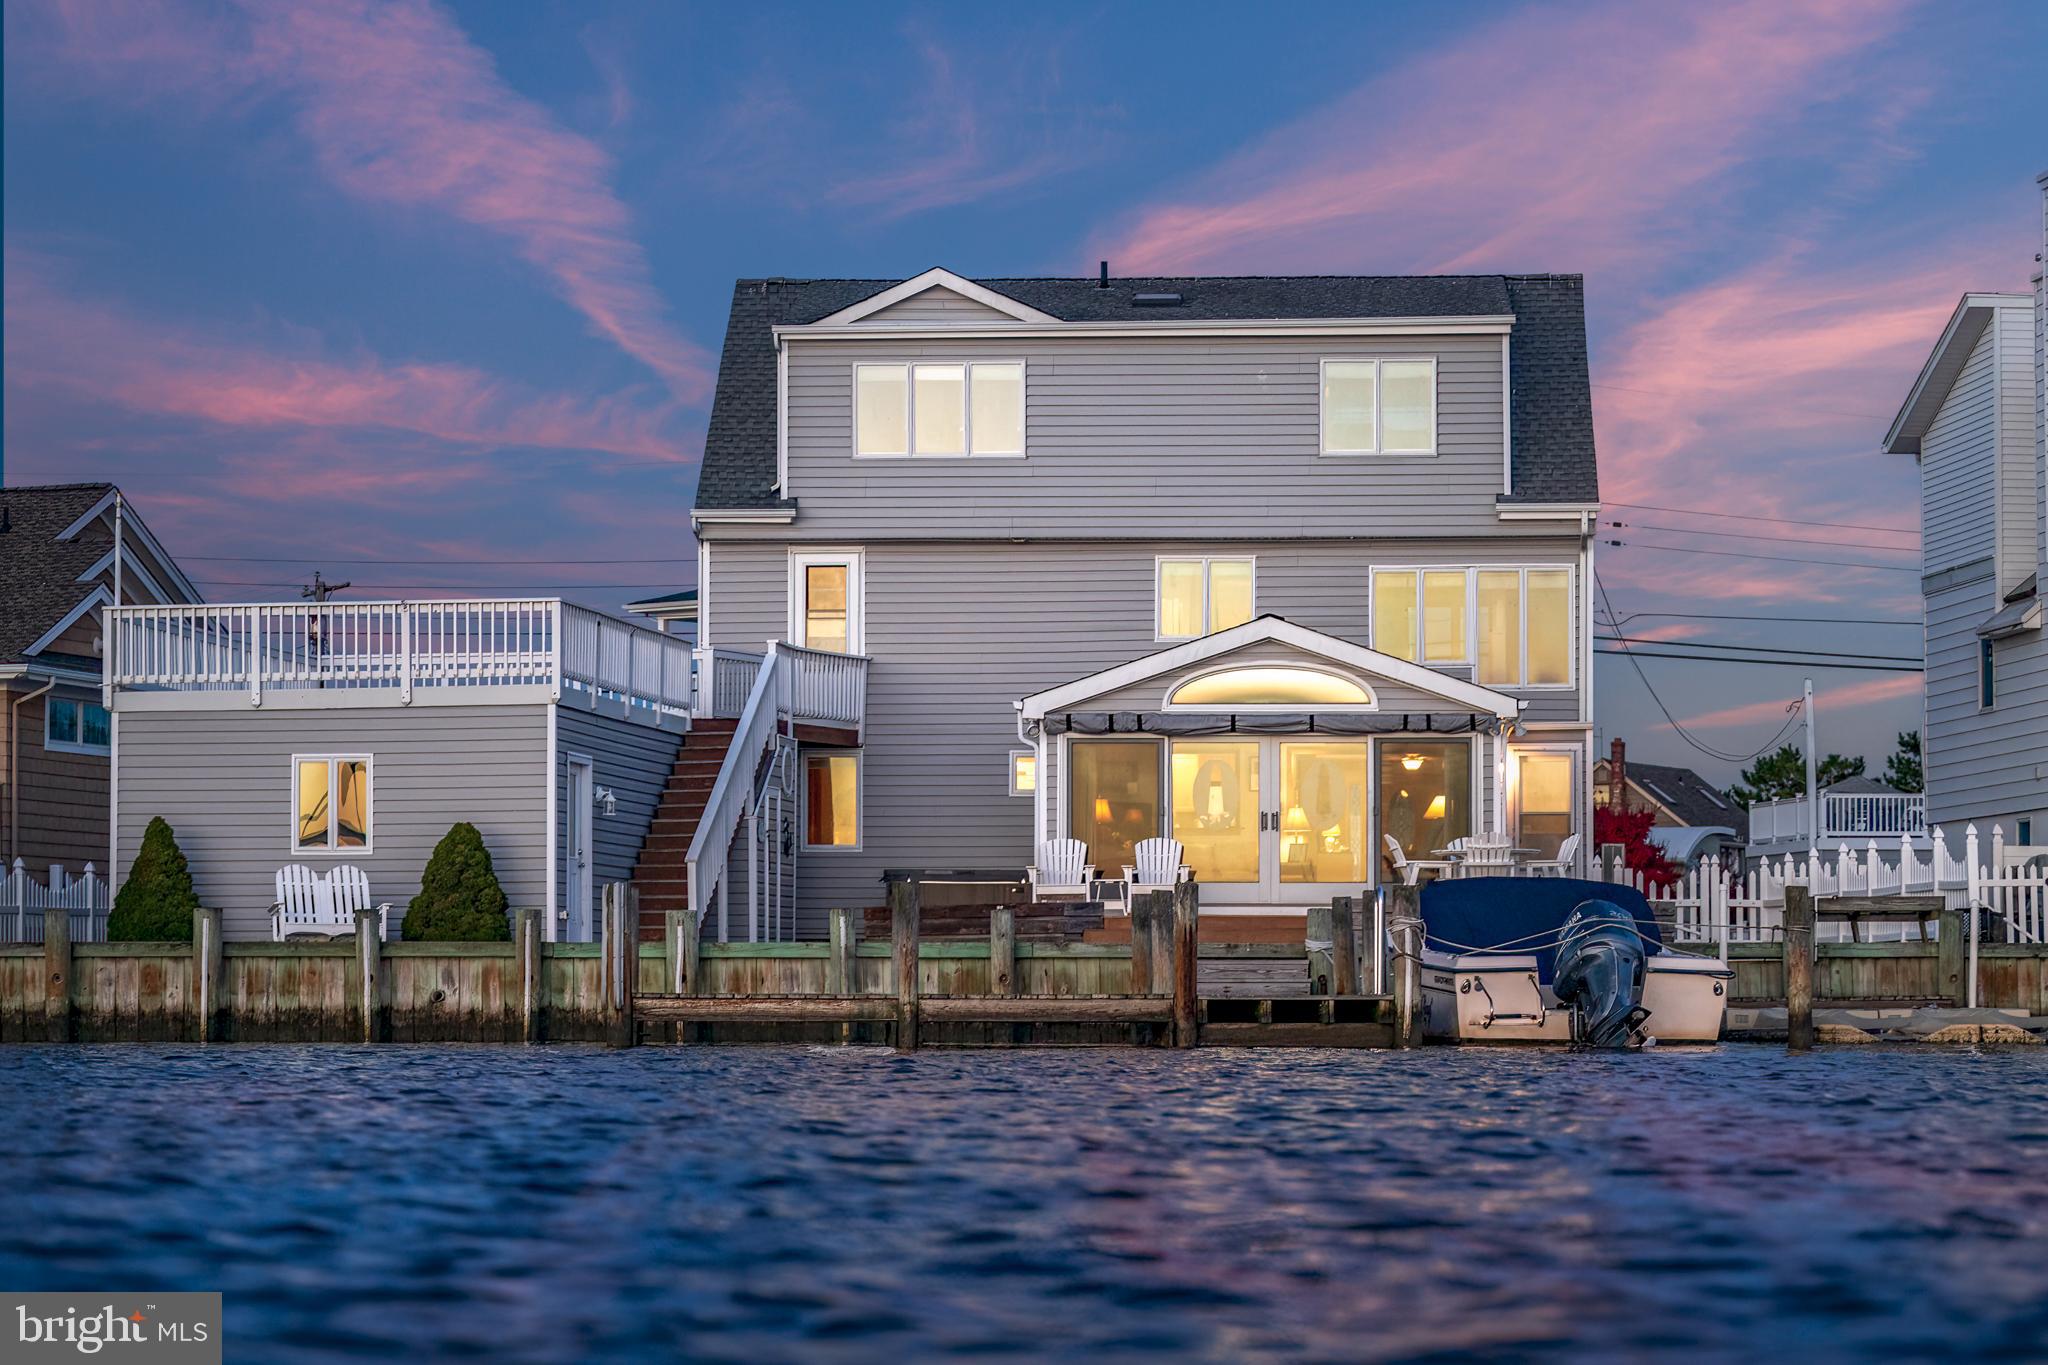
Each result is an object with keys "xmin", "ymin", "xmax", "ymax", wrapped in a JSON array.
[
  {"xmin": 1015, "ymin": 702, "xmax": 1044, "ymax": 850},
  {"xmin": 9, "ymin": 680, "xmax": 55, "ymax": 864}
]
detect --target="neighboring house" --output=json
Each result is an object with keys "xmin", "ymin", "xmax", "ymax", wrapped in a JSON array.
[
  {"xmin": 1881, "ymin": 171, "xmax": 2048, "ymax": 857},
  {"xmin": 101, "ymin": 595, "xmax": 694, "ymax": 941},
  {"xmin": 623, "ymin": 588, "xmax": 697, "ymax": 643},
  {"xmin": 674, "ymin": 267, "xmax": 1602, "ymax": 939},
  {"xmin": 1744, "ymin": 774, "xmax": 1926, "ymax": 866},
  {"xmin": 1, "ymin": 483, "xmax": 201, "ymax": 880},
  {"xmin": 1592, "ymin": 739, "xmax": 1745, "ymax": 868}
]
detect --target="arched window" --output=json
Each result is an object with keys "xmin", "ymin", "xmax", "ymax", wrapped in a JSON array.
[{"xmin": 1167, "ymin": 664, "xmax": 1375, "ymax": 710}]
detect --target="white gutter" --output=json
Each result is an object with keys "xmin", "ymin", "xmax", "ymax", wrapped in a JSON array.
[
  {"xmin": 9, "ymin": 680, "xmax": 56, "ymax": 864},
  {"xmin": 774, "ymin": 316, "xmax": 1516, "ymax": 343}
]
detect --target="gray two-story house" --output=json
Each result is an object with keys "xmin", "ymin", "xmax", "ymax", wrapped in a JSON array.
[
  {"xmin": 1882, "ymin": 173, "xmax": 2048, "ymax": 855},
  {"xmin": 662, "ymin": 268, "xmax": 1602, "ymax": 940}
]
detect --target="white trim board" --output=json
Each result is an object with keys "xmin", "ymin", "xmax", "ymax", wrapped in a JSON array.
[
  {"xmin": 1019, "ymin": 615, "xmax": 1523, "ymax": 719},
  {"xmin": 810, "ymin": 269, "xmax": 1059, "ymax": 327},
  {"xmin": 75, "ymin": 546, "xmax": 170, "ymax": 605},
  {"xmin": 778, "ymin": 316, "xmax": 1515, "ymax": 343},
  {"xmin": 56, "ymin": 488, "xmax": 204, "ymax": 602},
  {"xmin": 24, "ymin": 585, "xmax": 112, "ymax": 658}
]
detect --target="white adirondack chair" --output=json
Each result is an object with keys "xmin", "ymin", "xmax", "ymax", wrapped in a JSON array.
[
  {"xmin": 1027, "ymin": 839, "xmax": 1094, "ymax": 901},
  {"xmin": 272, "ymin": 865, "xmax": 390, "ymax": 941},
  {"xmin": 1382, "ymin": 833, "xmax": 1453, "ymax": 886},
  {"xmin": 1520, "ymin": 832, "xmax": 1581, "ymax": 878},
  {"xmin": 1123, "ymin": 838, "xmax": 1190, "ymax": 898}
]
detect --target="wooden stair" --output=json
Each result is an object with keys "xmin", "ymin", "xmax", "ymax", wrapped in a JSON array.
[{"xmin": 630, "ymin": 718, "xmax": 739, "ymax": 941}]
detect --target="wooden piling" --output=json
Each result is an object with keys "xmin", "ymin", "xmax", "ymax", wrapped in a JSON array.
[
  {"xmin": 988, "ymin": 906, "xmax": 1017, "ymax": 997},
  {"xmin": 890, "ymin": 878, "xmax": 920, "ymax": 1051},
  {"xmin": 601, "ymin": 884, "xmax": 638, "ymax": 1048},
  {"xmin": 826, "ymin": 908, "xmax": 857, "ymax": 995},
  {"xmin": 1784, "ymin": 883, "xmax": 1814, "ymax": 1052},
  {"xmin": 1388, "ymin": 883, "xmax": 1422, "ymax": 1048},
  {"xmin": 1128, "ymin": 894, "xmax": 1156, "ymax": 996},
  {"xmin": 1147, "ymin": 893, "xmax": 1173, "ymax": 995},
  {"xmin": 1306, "ymin": 904, "xmax": 1336, "ymax": 996},
  {"xmin": 1171, "ymin": 877, "xmax": 1199, "ymax": 1048},
  {"xmin": 667, "ymin": 908, "xmax": 701, "ymax": 997},
  {"xmin": 1599, "ymin": 842, "xmax": 1625, "ymax": 883},
  {"xmin": 194, "ymin": 906, "xmax": 224, "ymax": 1043},
  {"xmin": 1331, "ymin": 894, "xmax": 1359, "ymax": 996},
  {"xmin": 514, "ymin": 908, "xmax": 544, "ymax": 1043},
  {"xmin": 1935, "ymin": 906, "xmax": 1966, "ymax": 1008},
  {"xmin": 43, "ymin": 896, "xmax": 72, "ymax": 1044},
  {"xmin": 355, "ymin": 905, "xmax": 384, "ymax": 1044}
]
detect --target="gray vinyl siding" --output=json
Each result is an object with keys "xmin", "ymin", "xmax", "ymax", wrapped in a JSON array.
[
  {"xmin": 706, "ymin": 536, "xmax": 1584, "ymax": 931},
  {"xmin": 554, "ymin": 702, "xmax": 685, "ymax": 939},
  {"xmin": 1923, "ymin": 582, "xmax": 2048, "ymax": 829},
  {"xmin": 861, "ymin": 287, "xmax": 1019, "ymax": 324},
  {"xmin": 1995, "ymin": 306, "xmax": 2039, "ymax": 593},
  {"xmin": 115, "ymin": 705, "xmax": 549, "ymax": 940},
  {"xmin": 775, "ymin": 333, "xmax": 1515, "ymax": 539},
  {"xmin": 1921, "ymin": 324, "xmax": 1997, "ymax": 575}
]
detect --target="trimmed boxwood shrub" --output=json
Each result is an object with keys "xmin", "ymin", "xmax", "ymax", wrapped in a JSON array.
[
  {"xmin": 401, "ymin": 822, "xmax": 510, "ymax": 941},
  {"xmin": 109, "ymin": 816, "xmax": 198, "ymax": 942}
]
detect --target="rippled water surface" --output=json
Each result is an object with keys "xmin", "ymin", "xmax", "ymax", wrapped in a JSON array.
[{"xmin": 3, "ymin": 1045, "xmax": 2045, "ymax": 1362}]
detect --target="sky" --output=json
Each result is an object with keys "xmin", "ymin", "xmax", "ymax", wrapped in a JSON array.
[{"xmin": 5, "ymin": 0, "xmax": 2046, "ymax": 786}]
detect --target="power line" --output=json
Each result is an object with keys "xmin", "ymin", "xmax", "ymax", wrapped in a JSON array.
[
  {"xmin": 1595, "ymin": 634, "xmax": 1922, "ymax": 664},
  {"xmin": 182, "ymin": 553, "xmax": 696, "ymax": 565},
  {"xmin": 1598, "ymin": 610, "xmax": 1918, "ymax": 628},
  {"xmin": 1595, "ymin": 648, "xmax": 1921, "ymax": 673},
  {"xmin": 1602, "ymin": 501, "xmax": 1917, "ymax": 537},
  {"xmin": 1606, "ymin": 538, "xmax": 1920, "ymax": 574},
  {"xmin": 193, "ymin": 577, "xmax": 682, "ymax": 591},
  {"xmin": 1594, "ymin": 572, "xmax": 1807, "ymax": 764},
  {"xmin": 1610, "ymin": 518, "xmax": 1919, "ymax": 554}
]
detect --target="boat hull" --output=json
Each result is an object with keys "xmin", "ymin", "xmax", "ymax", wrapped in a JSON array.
[{"xmin": 1419, "ymin": 949, "xmax": 1731, "ymax": 1044}]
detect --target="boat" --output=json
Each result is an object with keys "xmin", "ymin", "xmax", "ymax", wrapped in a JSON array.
[{"xmin": 1414, "ymin": 876, "xmax": 1732, "ymax": 1045}]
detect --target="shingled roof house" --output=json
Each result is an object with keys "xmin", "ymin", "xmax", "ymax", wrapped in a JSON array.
[
  {"xmin": 1593, "ymin": 740, "xmax": 1746, "ymax": 869},
  {"xmin": 667, "ymin": 267, "xmax": 1602, "ymax": 938},
  {"xmin": 1, "ymin": 484, "xmax": 200, "ymax": 907}
]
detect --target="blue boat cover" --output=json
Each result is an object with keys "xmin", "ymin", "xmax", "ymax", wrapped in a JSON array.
[{"xmin": 1418, "ymin": 877, "xmax": 1663, "ymax": 984}]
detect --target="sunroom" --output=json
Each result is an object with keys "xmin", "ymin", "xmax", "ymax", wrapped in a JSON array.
[{"xmin": 1015, "ymin": 617, "xmax": 1559, "ymax": 908}]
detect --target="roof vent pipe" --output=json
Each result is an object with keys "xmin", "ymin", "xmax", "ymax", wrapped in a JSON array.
[{"xmin": 1099, "ymin": 260, "xmax": 1109, "ymax": 289}]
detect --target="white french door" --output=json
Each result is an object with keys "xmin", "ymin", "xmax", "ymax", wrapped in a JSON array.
[{"xmin": 1168, "ymin": 738, "xmax": 1375, "ymax": 903}]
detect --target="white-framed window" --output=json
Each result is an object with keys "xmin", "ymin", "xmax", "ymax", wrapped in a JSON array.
[
  {"xmin": 802, "ymin": 752, "xmax": 861, "ymax": 851},
  {"xmin": 1512, "ymin": 748, "xmax": 1578, "ymax": 862},
  {"xmin": 1980, "ymin": 639, "xmax": 1996, "ymax": 710},
  {"xmin": 44, "ymin": 696, "xmax": 111, "ymax": 755},
  {"xmin": 1156, "ymin": 557, "xmax": 1256, "ymax": 640},
  {"xmin": 1009, "ymin": 750, "xmax": 1037, "ymax": 796},
  {"xmin": 788, "ymin": 550, "xmax": 864, "ymax": 654},
  {"xmin": 1370, "ymin": 566, "xmax": 1574, "ymax": 687},
  {"xmin": 292, "ymin": 754, "xmax": 372, "ymax": 854},
  {"xmin": 1321, "ymin": 357, "xmax": 1436, "ymax": 455},
  {"xmin": 854, "ymin": 361, "xmax": 1024, "ymax": 457}
]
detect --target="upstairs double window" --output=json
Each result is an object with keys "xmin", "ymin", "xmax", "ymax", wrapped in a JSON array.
[
  {"xmin": 1321, "ymin": 358, "xmax": 1436, "ymax": 455},
  {"xmin": 855, "ymin": 362, "xmax": 1023, "ymax": 457},
  {"xmin": 1372, "ymin": 566, "xmax": 1574, "ymax": 687}
]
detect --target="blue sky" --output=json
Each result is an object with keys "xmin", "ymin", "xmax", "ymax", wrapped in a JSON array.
[{"xmin": 5, "ymin": 0, "xmax": 2046, "ymax": 783}]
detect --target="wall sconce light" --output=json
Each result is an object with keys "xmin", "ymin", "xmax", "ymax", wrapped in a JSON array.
[{"xmin": 596, "ymin": 787, "xmax": 618, "ymax": 817}]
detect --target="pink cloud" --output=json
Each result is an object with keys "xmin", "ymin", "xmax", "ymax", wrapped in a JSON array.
[
  {"xmin": 4, "ymin": 247, "xmax": 684, "ymax": 461},
  {"xmin": 1092, "ymin": 0, "xmax": 1915, "ymax": 275},
  {"xmin": 1663, "ymin": 673, "xmax": 1921, "ymax": 732},
  {"xmin": 11, "ymin": 0, "xmax": 709, "ymax": 401}
]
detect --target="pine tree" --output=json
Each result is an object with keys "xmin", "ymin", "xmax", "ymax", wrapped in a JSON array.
[
  {"xmin": 1884, "ymin": 731, "xmax": 1923, "ymax": 794},
  {"xmin": 1729, "ymin": 745, "xmax": 1867, "ymax": 807},
  {"xmin": 401, "ymin": 822, "xmax": 511, "ymax": 941},
  {"xmin": 108, "ymin": 816, "xmax": 198, "ymax": 942}
]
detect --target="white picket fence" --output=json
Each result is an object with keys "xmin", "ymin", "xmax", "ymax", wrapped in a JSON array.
[
  {"xmin": 1, "ymin": 860, "xmax": 111, "ymax": 943},
  {"xmin": 1593, "ymin": 822, "xmax": 2048, "ymax": 954}
]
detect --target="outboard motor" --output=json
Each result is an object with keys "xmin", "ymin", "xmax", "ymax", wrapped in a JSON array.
[{"xmin": 1552, "ymin": 899, "xmax": 1651, "ymax": 1048}]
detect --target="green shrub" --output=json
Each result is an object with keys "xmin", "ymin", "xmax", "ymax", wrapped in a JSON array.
[
  {"xmin": 401, "ymin": 822, "xmax": 510, "ymax": 941},
  {"xmin": 109, "ymin": 816, "xmax": 198, "ymax": 942}
]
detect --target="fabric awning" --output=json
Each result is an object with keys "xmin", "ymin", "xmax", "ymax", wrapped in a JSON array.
[{"xmin": 1033, "ymin": 711, "xmax": 1503, "ymax": 737}]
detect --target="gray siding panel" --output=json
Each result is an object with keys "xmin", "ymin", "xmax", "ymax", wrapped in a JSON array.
[
  {"xmin": 860, "ymin": 287, "xmax": 1019, "ymax": 323},
  {"xmin": 1923, "ymin": 581, "xmax": 2048, "ymax": 827},
  {"xmin": 1996, "ymin": 307, "xmax": 2039, "ymax": 593},
  {"xmin": 115, "ymin": 705, "xmax": 549, "ymax": 940},
  {"xmin": 555, "ymin": 703, "xmax": 685, "ymax": 939},
  {"xmin": 780, "ymin": 334, "xmax": 1514, "ymax": 538},
  {"xmin": 1921, "ymin": 325, "xmax": 1997, "ymax": 574},
  {"xmin": 708, "ymin": 536, "xmax": 1585, "ymax": 932}
]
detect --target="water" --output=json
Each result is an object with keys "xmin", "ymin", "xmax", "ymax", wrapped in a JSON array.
[{"xmin": 2, "ymin": 1045, "xmax": 2045, "ymax": 1363}]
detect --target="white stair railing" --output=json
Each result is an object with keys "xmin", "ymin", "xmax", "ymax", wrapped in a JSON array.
[{"xmin": 686, "ymin": 644, "xmax": 785, "ymax": 941}]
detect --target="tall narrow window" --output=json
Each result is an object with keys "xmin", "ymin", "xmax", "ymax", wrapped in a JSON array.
[
  {"xmin": 1068, "ymin": 741, "xmax": 1161, "ymax": 873},
  {"xmin": 855, "ymin": 365, "xmax": 908, "ymax": 455},
  {"xmin": 855, "ymin": 361, "xmax": 1024, "ymax": 456},
  {"xmin": 1516, "ymin": 752, "xmax": 1574, "ymax": 860},
  {"xmin": 1378, "ymin": 742, "xmax": 1471, "ymax": 864},
  {"xmin": 1157, "ymin": 558, "xmax": 1256, "ymax": 639},
  {"xmin": 804, "ymin": 754, "xmax": 860, "ymax": 849},
  {"xmin": 1476, "ymin": 570, "xmax": 1521, "ymax": 686},
  {"xmin": 294, "ymin": 756, "xmax": 371, "ymax": 852},
  {"xmin": 1322, "ymin": 361, "xmax": 1376, "ymax": 452},
  {"xmin": 1372, "ymin": 570, "xmax": 1418, "ymax": 661},
  {"xmin": 791, "ymin": 553, "xmax": 862, "ymax": 654},
  {"xmin": 913, "ymin": 364, "xmax": 966, "ymax": 455},
  {"xmin": 1526, "ymin": 570, "xmax": 1572, "ymax": 686},
  {"xmin": 1380, "ymin": 361, "xmax": 1437, "ymax": 452},
  {"xmin": 1421, "ymin": 571, "xmax": 1468, "ymax": 664},
  {"xmin": 970, "ymin": 364, "xmax": 1023, "ymax": 454},
  {"xmin": 1980, "ymin": 639, "xmax": 1996, "ymax": 709}
]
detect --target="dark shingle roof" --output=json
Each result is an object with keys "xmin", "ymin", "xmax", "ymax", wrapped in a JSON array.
[
  {"xmin": 0, "ymin": 483, "xmax": 117, "ymax": 665},
  {"xmin": 1627, "ymin": 761, "xmax": 1746, "ymax": 837},
  {"xmin": 694, "ymin": 273, "xmax": 1597, "ymax": 511}
]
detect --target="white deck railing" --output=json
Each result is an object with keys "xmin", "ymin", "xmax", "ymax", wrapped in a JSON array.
[
  {"xmin": 1748, "ymin": 791, "xmax": 1927, "ymax": 846},
  {"xmin": 3, "ymin": 860, "xmax": 109, "ymax": 943},
  {"xmin": 780, "ymin": 641, "xmax": 869, "ymax": 727},
  {"xmin": 107, "ymin": 600, "xmax": 696, "ymax": 713}
]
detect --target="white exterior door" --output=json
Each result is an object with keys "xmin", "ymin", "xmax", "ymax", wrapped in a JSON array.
[
  {"xmin": 1167, "ymin": 738, "xmax": 1375, "ymax": 904},
  {"xmin": 565, "ymin": 755, "xmax": 595, "ymax": 941}
]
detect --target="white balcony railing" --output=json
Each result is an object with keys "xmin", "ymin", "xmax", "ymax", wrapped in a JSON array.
[
  {"xmin": 1748, "ymin": 791, "xmax": 1927, "ymax": 846},
  {"xmin": 106, "ymin": 600, "xmax": 696, "ymax": 714}
]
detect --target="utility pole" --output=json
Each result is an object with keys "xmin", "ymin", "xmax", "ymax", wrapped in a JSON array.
[
  {"xmin": 301, "ymin": 572, "xmax": 350, "ymax": 684},
  {"xmin": 1804, "ymin": 677, "xmax": 1818, "ymax": 868}
]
